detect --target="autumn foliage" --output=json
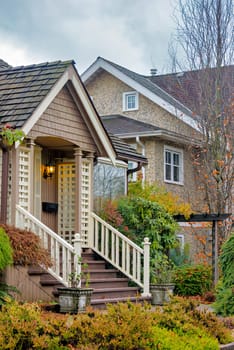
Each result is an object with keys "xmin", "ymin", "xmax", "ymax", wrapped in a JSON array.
[{"xmin": 0, "ymin": 224, "xmax": 52, "ymax": 268}]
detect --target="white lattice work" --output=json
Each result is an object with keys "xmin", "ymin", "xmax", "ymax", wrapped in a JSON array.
[
  {"xmin": 18, "ymin": 148, "xmax": 31, "ymax": 211},
  {"xmin": 81, "ymin": 160, "xmax": 91, "ymax": 246},
  {"xmin": 58, "ymin": 163, "xmax": 75, "ymax": 244}
]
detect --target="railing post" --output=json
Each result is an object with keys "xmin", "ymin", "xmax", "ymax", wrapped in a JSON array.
[
  {"xmin": 88, "ymin": 213, "xmax": 94, "ymax": 248},
  {"xmin": 142, "ymin": 237, "xmax": 151, "ymax": 297},
  {"xmin": 73, "ymin": 233, "xmax": 83, "ymax": 288}
]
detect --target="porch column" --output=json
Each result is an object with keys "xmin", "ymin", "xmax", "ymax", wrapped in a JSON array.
[
  {"xmin": 10, "ymin": 147, "xmax": 19, "ymax": 225},
  {"xmin": 74, "ymin": 147, "xmax": 82, "ymax": 234},
  {"xmin": 28, "ymin": 139, "xmax": 35, "ymax": 214}
]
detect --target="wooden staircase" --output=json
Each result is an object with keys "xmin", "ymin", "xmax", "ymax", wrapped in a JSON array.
[{"xmin": 27, "ymin": 248, "xmax": 151, "ymax": 309}]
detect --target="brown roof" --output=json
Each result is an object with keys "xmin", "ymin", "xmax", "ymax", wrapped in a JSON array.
[
  {"xmin": 101, "ymin": 114, "xmax": 161, "ymax": 136},
  {"xmin": 147, "ymin": 65, "xmax": 234, "ymax": 114},
  {"xmin": 0, "ymin": 60, "xmax": 73, "ymax": 128},
  {"xmin": 0, "ymin": 59, "xmax": 147, "ymax": 164}
]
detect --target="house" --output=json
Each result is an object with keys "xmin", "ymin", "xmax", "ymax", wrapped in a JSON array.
[
  {"xmin": 0, "ymin": 59, "xmax": 150, "ymax": 307},
  {"xmin": 82, "ymin": 57, "xmax": 233, "ymax": 261}
]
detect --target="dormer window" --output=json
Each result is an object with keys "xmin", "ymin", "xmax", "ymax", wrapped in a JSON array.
[{"xmin": 123, "ymin": 91, "xmax": 139, "ymax": 111}]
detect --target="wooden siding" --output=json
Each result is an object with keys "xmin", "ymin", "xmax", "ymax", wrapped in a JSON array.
[
  {"xmin": 29, "ymin": 86, "xmax": 97, "ymax": 152},
  {"xmin": 4, "ymin": 265, "xmax": 53, "ymax": 302}
]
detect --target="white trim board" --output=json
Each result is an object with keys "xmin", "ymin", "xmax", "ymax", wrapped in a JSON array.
[
  {"xmin": 82, "ymin": 58, "xmax": 199, "ymax": 131},
  {"xmin": 22, "ymin": 64, "xmax": 116, "ymax": 165}
]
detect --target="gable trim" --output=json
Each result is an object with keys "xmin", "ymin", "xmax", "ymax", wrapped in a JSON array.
[
  {"xmin": 82, "ymin": 58, "xmax": 199, "ymax": 131},
  {"xmin": 22, "ymin": 65, "xmax": 116, "ymax": 165}
]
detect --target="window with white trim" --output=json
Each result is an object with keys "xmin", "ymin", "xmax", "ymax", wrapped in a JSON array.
[
  {"xmin": 164, "ymin": 146, "xmax": 183, "ymax": 184},
  {"xmin": 123, "ymin": 91, "xmax": 139, "ymax": 111}
]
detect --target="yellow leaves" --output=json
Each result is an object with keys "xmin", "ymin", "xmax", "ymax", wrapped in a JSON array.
[{"xmin": 129, "ymin": 181, "xmax": 193, "ymax": 219}]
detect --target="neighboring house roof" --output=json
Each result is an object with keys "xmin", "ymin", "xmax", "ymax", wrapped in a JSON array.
[
  {"xmin": 108, "ymin": 132, "xmax": 148, "ymax": 164},
  {"xmin": 0, "ymin": 59, "xmax": 146, "ymax": 164},
  {"xmin": 101, "ymin": 114, "xmax": 199, "ymax": 145},
  {"xmin": 82, "ymin": 56, "xmax": 199, "ymax": 130},
  {"xmin": 147, "ymin": 65, "xmax": 234, "ymax": 113}
]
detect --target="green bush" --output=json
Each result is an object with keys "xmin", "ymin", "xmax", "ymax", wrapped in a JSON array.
[
  {"xmin": 214, "ymin": 281, "xmax": 234, "ymax": 316},
  {"xmin": 219, "ymin": 232, "xmax": 234, "ymax": 288},
  {"xmin": 151, "ymin": 326, "xmax": 219, "ymax": 350},
  {"xmin": 0, "ymin": 227, "xmax": 13, "ymax": 271},
  {"xmin": 174, "ymin": 264, "xmax": 212, "ymax": 296},
  {"xmin": 117, "ymin": 197, "xmax": 178, "ymax": 255},
  {"xmin": 0, "ymin": 299, "xmax": 232, "ymax": 349},
  {"xmin": 214, "ymin": 232, "xmax": 234, "ymax": 316}
]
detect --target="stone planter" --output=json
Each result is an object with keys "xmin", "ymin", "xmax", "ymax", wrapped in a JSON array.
[
  {"xmin": 57, "ymin": 287, "xmax": 93, "ymax": 313},
  {"xmin": 150, "ymin": 283, "xmax": 175, "ymax": 305}
]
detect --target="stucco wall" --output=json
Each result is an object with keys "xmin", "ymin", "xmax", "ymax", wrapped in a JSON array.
[
  {"xmin": 86, "ymin": 70, "xmax": 200, "ymax": 139},
  {"xmin": 86, "ymin": 71, "xmax": 204, "ymax": 212}
]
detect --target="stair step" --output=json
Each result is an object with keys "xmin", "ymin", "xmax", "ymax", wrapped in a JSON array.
[
  {"xmin": 91, "ymin": 296, "xmax": 152, "ymax": 310},
  {"xmin": 87, "ymin": 269, "xmax": 120, "ymax": 278},
  {"xmin": 92, "ymin": 287, "xmax": 140, "ymax": 299},
  {"xmin": 82, "ymin": 278, "xmax": 129, "ymax": 289},
  {"xmin": 83, "ymin": 261, "xmax": 107, "ymax": 269}
]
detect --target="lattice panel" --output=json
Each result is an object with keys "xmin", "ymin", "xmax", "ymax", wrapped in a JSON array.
[
  {"xmin": 18, "ymin": 148, "xmax": 31, "ymax": 211},
  {"xmin": 81, "ymin": 160, "xmax": 91, "ymax": 246},
  {"xmin": 58, "ymin": 163, "xmax": 76, "ymax": 244}
]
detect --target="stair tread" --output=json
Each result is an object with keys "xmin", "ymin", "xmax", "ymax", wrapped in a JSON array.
[
  {"xmin": 84, "ymin": 278, "xmax": 128, "ymax": 282},
  {"xmin": 92, "ymin": 287, "xmax": 139, "ymax": 292},
  {"xmin": 91, "ymin": 296, "xmax": 151, "ymax": 304}
]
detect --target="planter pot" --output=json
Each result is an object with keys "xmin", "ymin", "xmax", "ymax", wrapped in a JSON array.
[
  {"xmin": 57, "ymin": 287, "xmax": 93, "ymax": 313},
  {"xmin": 150, "ymin": 283, "xmax": 175, "ymax": 305}
]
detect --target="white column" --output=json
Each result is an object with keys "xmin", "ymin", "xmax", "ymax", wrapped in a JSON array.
[{"xmin": 142, "ymin": 237, "xmax": 151, "ymax": 297}]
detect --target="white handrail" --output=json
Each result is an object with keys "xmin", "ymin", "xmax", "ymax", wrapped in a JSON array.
[
  {"xmin": 15, "ymin": 204, "xmax": 76, "ymax": 286},
  {"xmin": 91, "ymin": 212, "xmax": 151, "ymax": 296}
]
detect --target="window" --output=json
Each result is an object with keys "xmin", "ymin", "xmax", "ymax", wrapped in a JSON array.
[
  {"xmin": 164, "ymin": 146, "xmax": 183, "ymax": 184},
  {"xmin": 123, "ymin": 91, "xmax": 139, "ymax": 111},
  {"xmin": 128, "ymin": 161, "xmax": 138, "ymax": 182}
]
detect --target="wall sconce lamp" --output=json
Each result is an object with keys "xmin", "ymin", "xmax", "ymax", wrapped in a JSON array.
[{"xmin": 43, "ymin": 163, "xmax": 55, "ymax": 179}]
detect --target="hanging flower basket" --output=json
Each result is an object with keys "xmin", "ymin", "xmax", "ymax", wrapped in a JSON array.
[{"xmin": 0, "ymin": 124, "xmax": 25, "ymax": 149}]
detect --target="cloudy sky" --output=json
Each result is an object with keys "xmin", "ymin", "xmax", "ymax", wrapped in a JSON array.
[{"xmin": 0, "ymin": 0, "xmax": 177, "ymax": 75}]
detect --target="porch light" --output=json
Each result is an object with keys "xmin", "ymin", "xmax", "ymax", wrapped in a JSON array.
[{"xmin": 43, "ymin": 163, "xmax": 55, "ymax": 179}]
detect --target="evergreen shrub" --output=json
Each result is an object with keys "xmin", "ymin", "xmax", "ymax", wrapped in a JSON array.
[{"xmin": 174, "ymin": 264, "xmax": 212, "ymax": 296}]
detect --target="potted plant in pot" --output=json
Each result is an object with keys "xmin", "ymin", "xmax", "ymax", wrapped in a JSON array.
[
  {"xmin": 150, "ymin": 254, "xmax": 175, "ymax": 305},
  {"xmin": 57, "ymin": 259, "xmax": 93, "ymax": 313}
]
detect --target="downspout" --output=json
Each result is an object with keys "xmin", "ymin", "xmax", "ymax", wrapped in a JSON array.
[
  {"xmin": 136, "ymin": 136, "xmax": 145, "ymax": 182},
  {"xmin": 126, "ymin": 136, "xmax": 145, "ymax": 187}
]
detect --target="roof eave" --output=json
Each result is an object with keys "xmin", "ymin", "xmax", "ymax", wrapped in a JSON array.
[{"xmin": 82, "ymin": 58, "xmax": 199, "ymax": 132}]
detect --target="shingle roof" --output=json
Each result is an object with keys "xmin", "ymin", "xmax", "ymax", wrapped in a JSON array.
[
  {"xmin": 0, "ymin": 60, "xmax": 73, "ymax": 128},
  {"xmin": 108, "ymin": 132, "xmax": 147, "ymax": 164},
  {"xmin": 97, "ymin": 57, "xmax": 194, "ymax": 118},
  {"xmin": 147, "ymin": 65, "xmax": 234, "ymax": 113},
  {"xmin": 101, "ymin": 114, "xmax": 160, "ymax": 136}
]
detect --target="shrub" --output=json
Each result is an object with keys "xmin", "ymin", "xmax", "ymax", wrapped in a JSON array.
[
  {"xmin": 214, "ymin": 281, "xmax": 234, "ymax": 316},
  {"xmin": 155, "ymin": 297, "xmax": 233, "ymax": 344},
  {"xmin": 117, "ymin": 197, "xmax": 178, "ymax": 254},
  {"xmin": 174, "ymin": 264, "xmax": 212, "ymax": 296},
  {"xmin": 0, "ymin": 299, "xmax": 232, "ymax": 349},
  {"xmin": 219, "ymin": 232, "xmax": 234, "ymax": 288},
  {"xmin": 214, "ymin": 232, "xmax": 234, "ymax": 316},
  {"xmin": 0, "ymin": 227, "xmax": 13, "ymax": 271},
  {"xmin": 0, "ymin": 224, "xmax": 52, "ymax": 268},
  {"xmin": 151, "ymin": 326, "xmax": 219, "ymax": 350}
]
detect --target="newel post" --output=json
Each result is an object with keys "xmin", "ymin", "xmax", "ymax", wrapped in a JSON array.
[
  {"xmin": 73, "ymin": 233, "xmax": 83, "ymax": 288},
  {"xmin": 142, "ymin": 237, "xmax": 151, "ymax": 297}
]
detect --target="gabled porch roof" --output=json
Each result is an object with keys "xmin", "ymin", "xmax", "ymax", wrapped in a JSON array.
[{"xmin": 0, "ymin": 60, "xmax": 116, "ymax": 164}]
